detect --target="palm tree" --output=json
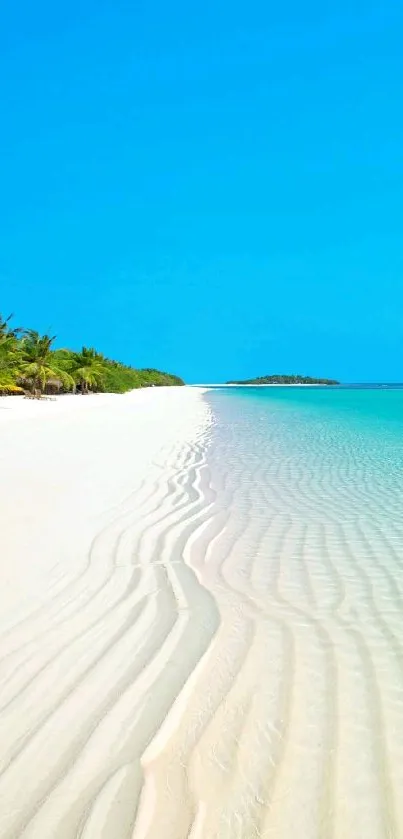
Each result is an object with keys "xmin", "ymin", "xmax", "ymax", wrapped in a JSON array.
[
  {"xmin": 0, "ymin": 313, "xmax": 23, "ymax": 388},
  {"xmin": 19, "ymin": 331, "xmax": 74, "ymax": 396},
  {"xmin": 0, "ymin": 312, "xmax": 23, "ymax": 338},
  {"xmin": 0, "ymin": 314, "xmax": 19, "ymax": 354},
  {"xmin": 57, "ymin": 346, "xmax": 107, "ymax": 394}
]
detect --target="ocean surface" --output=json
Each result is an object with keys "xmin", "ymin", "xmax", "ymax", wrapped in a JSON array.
[{"xmin": 195, "ymin": 385, "xmax": 403, "ymax": 838}]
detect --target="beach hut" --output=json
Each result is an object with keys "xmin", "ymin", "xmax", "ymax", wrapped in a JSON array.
[{"xmin": 44, "ymin": 377, "xmax": 63, "ymax": 395}]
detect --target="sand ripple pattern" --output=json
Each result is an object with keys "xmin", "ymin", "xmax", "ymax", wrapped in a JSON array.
[
  {"xmin": 133, "ymin": 392, "xmax": 403, "ymax": 839},
  {"xmin": 0, "ymin": 395, "xmax": 218, "ymax": 838},
  {"xmin": 3, "ymin": 389, "xmax": 403, "ymax": 838}
]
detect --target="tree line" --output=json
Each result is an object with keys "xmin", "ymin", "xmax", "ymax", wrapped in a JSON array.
[{"xmin": 0, "ymin": 313, "xmax": 184, "ymax": 396}]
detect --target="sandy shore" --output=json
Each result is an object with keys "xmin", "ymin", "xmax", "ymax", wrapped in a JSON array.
[
  {"xmin": 0, "ymin": 388, "xmax": 217, "ymax": 838},
  {"xmin": 3, "ymin": 387, "xmax": 403, "ymax": 838}
]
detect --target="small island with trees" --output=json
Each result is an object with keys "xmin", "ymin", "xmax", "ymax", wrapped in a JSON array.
[
  {"xmin": 0, "ymin": 312, "xmax": 184, "ymax": 397},
  {"xmin": 227, "ymin": 374, "xmax": 339, "ymax": 385}
]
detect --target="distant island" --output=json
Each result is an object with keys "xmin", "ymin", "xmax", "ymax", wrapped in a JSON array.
[{"xmin": 227, "ymin": 374, "xmax": 339, "ymax": 385}]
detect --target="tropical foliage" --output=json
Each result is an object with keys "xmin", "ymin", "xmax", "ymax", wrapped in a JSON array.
[
  {"xmin": 0, "ymin": 314, "xmax": 22, "ymax": 391},
  {"xmin": 18, "ymin": 331, "xmax": 75, "ymax": 396},
  {"xmin": 0, "ymin": 312, "xmax": 184, "ymax": 396}
]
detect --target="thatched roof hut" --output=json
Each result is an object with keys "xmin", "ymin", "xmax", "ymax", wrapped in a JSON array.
[
  {"xmin": 16, "ymin": 376, "xmax": 66, "ymax": 395},
  {"xmin": 44, "ymin": 377, "xmax": 63, "ymax": 395}
]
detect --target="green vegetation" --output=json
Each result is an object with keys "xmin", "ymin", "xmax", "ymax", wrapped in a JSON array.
[
  {"xmin": 0, "ymin": 312, "xmax": 184, "ymax": 396},
  {"xmin": 227, "ymin": 374, "xmax": 339, "ymax": 385}
]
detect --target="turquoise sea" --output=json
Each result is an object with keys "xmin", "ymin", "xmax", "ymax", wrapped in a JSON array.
[{"xmin": 196, "ymin": 385, "xmax": 403, "ymax": 838}]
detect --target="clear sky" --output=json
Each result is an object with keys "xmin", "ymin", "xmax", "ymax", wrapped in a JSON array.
[{"xmin": 1, "ymin": 1, "xmax": 402, "ymax": 383}]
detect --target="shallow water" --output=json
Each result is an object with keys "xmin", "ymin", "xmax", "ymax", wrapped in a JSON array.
[
  {"xmin": 191, "ymin": 385, "xmax": 403, "ymax": 838},
  {"xmin": 138, "ymin": 386, "xmax": 403, "ymax": 839}
]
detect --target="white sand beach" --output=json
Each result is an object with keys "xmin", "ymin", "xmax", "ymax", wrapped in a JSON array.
[{"xmin": 0, "ymin": 388, "xmax": 217, "ymax": 838}]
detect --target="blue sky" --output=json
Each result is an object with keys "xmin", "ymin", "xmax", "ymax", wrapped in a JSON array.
[{"xmin": 1, "ymin": 1, "xmax": 402, "ymax": 382}]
